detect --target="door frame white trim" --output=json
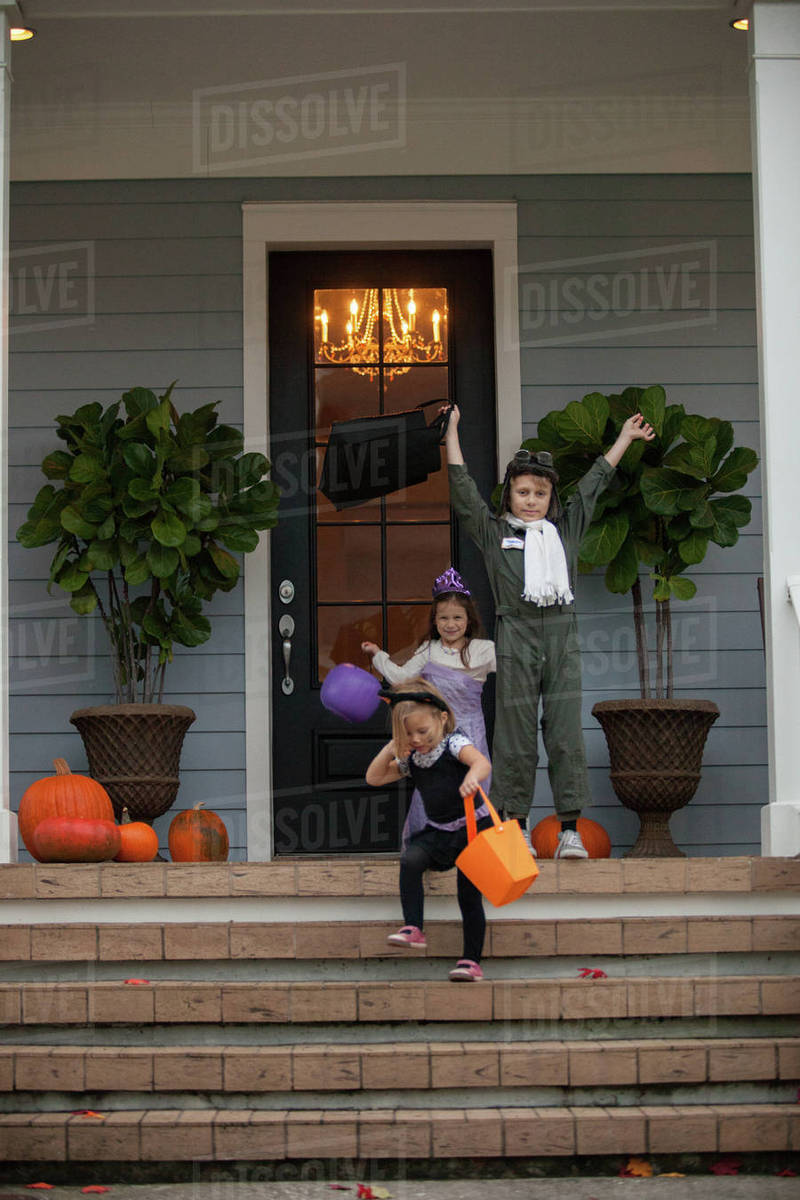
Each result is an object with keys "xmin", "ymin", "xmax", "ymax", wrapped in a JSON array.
[{"xmin": 242, "ymin": 201, "xmax": 521, "ymax": 860}]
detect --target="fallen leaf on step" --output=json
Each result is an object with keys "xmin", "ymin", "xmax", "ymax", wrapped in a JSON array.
[
  {"xmin": 123, "ymin": 979, "xmax": 149, "ymax": 985},
  {"xmin": 711, "ymin": 1157, "xmax": 741, "ymax": 1175},
  {"xmin": 577, "ymin": 967, "xmax": 607, "ymax": 979},
  {"xmin": 619, "ymin": 1157, "xmax": 653, "ymax": 1177},
  {"xmin": 71, "ymin": 1110, "xmax": 106, "ymax": 1120},
  {"xmin": 776, "ymin": 1169, "xmax": 797, "ymax": 1177},
  {"xmin": 25, "ymin": 1186, "xmax": 54, "ymax": 1191},
  {"xmin": 658, "ymin": 1173, "xmax": 686, "ymax": 1177},
  {"xmin": 81, "ymin": 1189, "xmax": 111, "ymax": 1194}
]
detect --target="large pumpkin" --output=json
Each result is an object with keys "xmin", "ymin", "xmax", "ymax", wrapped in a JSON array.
[
  {"xmin": 32, "ymin": 817, "xmax": 121, "ymax": 863},
  {"xmin": 114, "ymin": 807, "xmax": 160, "ymax": 863},
  {"xmin": 531, "ymin": 815, "xmax": 612, "ymax": 859},
  {"xmin": 168, "ymin": 802, "xmax": 229, "ymax": 863},
  {"xmin": 18, "ymin": 759, "xmax": 115, "ymax": 861}
]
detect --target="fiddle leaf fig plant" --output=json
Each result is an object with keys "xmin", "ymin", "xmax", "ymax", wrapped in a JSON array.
[
  {"xmin": 523, "ymin": 384, "xmax": 758, "ymax": 698},
  {"xmin": 17, "ymin": 384, "xmax": 280, "ymax": 704}
]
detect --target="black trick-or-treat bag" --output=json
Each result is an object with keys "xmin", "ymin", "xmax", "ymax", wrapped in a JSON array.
[{"xmin": 319, "ymin": 399, "xmax": 452, "ymax": 511}]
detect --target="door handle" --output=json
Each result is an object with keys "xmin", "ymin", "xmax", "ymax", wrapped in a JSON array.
[{"xmin": 279, "ymin": 614, "xmax": 295, "ymax": 695}]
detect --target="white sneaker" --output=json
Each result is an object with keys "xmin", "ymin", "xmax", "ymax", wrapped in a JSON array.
[{"xmin": 554, "ymin": 829, "xmax": 588, "ymax": 859}]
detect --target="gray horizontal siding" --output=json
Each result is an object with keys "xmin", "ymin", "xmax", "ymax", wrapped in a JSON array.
[{"xmin": 8, "ymin": 172, "xmax": 764, "ymax": 859}]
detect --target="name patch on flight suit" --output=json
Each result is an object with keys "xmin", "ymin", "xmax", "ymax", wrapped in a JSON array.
[{"xmin": 501, "ymin": 536, "xmax": 525, "ymax": 550}]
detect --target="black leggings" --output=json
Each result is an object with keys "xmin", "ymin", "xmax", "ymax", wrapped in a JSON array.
[{"xmin": 399, "ymin": 839, "xmax": 486, "ymax": 964}]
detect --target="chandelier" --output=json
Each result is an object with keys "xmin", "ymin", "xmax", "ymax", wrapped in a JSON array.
[{"xmin": 315, "ymin": 287, "xmax": 445, "ymax": 382}]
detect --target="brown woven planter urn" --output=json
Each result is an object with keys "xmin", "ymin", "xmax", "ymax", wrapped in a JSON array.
[
  {"xmin": 591, "ymin": 699, "xmax": 720, "ymax": 858},
  {"xmin": 70, "ymin": 704, "xmax": 196, "ymax": 823}
]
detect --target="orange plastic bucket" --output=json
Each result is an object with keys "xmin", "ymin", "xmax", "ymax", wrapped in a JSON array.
[{"xmin": 455, "ymin": 787, "xmax": 539, "ymax": 907}]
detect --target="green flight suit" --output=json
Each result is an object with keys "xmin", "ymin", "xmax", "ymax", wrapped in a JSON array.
[{"xmin": 448, "ymin": 457, "xmax": 617, "ymax": 821}]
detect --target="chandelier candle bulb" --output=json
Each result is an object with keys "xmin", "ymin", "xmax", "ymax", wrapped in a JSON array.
[{"xmin": 433, "ymin": 309, "xmax": 440, "ymax": 341}]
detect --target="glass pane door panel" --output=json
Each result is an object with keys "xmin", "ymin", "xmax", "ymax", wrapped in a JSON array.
[
  {"xmin": 382, "ymin": 365, "xmax": 450, "ymax": 415},
  {"xmin": 387, "ymin": 604, "xmax": 429, "ymax": 663},
  {"xmin": 315, "ymin": 369, "xmax": 378, "ymax": 439},
  {"xmin": 314, "ymin": 289, "xmax": 380, "ymax": 366},
  {"xmin": 384, "ymin": 449, "xmax": 450, "ymax": 523},
  {"xmin": 317, "ymin": 526, "xmax": 381, "ymax": 602},
  {"xmin": 385, "ymin": 524, "xmax": 451, "ymax": 602},
  {"xmin": 382, "ymin": 287, "xmax": 448, "ymax": 363},
  {"xmin": 315, "ymin": 448, "xmax": 383, "ymax": 523},
  {"xmin": 319, "ymin": 606, "xmax": 381, "ymax": 678}
]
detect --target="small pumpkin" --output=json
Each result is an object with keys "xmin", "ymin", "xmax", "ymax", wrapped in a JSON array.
[
  {"xmin": 531, "ymin": 815, "xmax": 612, "ymax": 859},
  {"xmin": 18, "ymin": 759, "xmax": 115, "ymax": 861},
  {"xmin": 32, "ymin": 816, "xmax": 121, "ymax": 863},
  {"xmin": 114, "ymin": 807, "xmax": 160, "ymax": 863},
  {"xmin": 168, "ymin": 801, "xmax": 229, "ymax": 863}
]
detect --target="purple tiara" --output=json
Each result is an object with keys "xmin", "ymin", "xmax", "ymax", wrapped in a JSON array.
[{"xmin": 432, "ymin": 566, "xmax": 471, "ymax": 598}]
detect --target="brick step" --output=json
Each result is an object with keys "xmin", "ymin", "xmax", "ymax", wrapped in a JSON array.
[
  {"xmin": 2, "ymin": 975, "xmax": 798, "ymax": 1025},
  {"xmin": 4, "ymin": 915, "xmax": 799, "ymax": 963},
  {"xmin": 3, "ymin": 1037, "xmax": 799, "ymax": 1094},
  {"xmin": 4, "ymin": 856, "xmax": 799, "ymax": 901},
  {"xmin": 2, "ymin": 1102, "xmax": 799, "ymax": 1163}
]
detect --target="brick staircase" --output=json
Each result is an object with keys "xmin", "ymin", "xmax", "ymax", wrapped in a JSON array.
[{"xmin": 1, "ymin": 856, "xmax": 799, "ymax": 1171}]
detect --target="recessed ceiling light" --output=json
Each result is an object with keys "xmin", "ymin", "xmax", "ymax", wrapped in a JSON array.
[
  {"xmin": 729, "ymin": 17, "xmax": 749, "ymax": 31},
  {"xmin": 9, "ymin": 27, "xmax": 36, "ymax": 42}
]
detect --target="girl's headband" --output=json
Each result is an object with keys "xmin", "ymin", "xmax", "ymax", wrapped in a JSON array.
[{"xmin": 378, "ymin": 688, "xmax": 449, "ymax": 712}]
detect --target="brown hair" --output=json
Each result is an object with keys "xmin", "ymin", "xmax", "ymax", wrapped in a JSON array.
[
  {"xmin": 388, "ymin": 676, "xmax": 455, "ymax": 750},
  {"xmin": 422, "ymin": 591, "xmax": 485, "ymax": 669}
]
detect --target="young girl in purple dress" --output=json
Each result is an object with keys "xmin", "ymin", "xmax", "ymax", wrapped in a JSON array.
[{"xmin": 361, "ymin": 567, "xmax": 495, "ymax": 842}]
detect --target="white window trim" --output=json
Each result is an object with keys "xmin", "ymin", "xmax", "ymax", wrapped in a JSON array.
[{"xmin": 242, "ymin": 201, "xmax": 521, "ymax": 860}]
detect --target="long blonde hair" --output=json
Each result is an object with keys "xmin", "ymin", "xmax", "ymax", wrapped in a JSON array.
[{"xmin": 387, "ymin": 676, "xmax": 455, "ymax": 748}]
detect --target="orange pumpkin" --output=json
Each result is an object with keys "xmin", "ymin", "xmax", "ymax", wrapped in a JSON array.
[
  {"xmin": 531, "ymin": 815, "xmax": 612, "ymax": 859},
  {"xmin": 32, "ymin": 816, "xmax": 121, "ymax": 863},
  {"xmin": 168, "ymin": 801, "xmax": 229, "ymax": 863},
  {"xmin": 18, "ymin": 759, "xmax": 115, "ymax": 861},
  {"xmin": 114, "ymin": 807, "xmax": 160, "ymax": 863}
]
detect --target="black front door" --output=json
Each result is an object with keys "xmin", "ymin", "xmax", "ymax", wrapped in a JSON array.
[{"xmin": 269, "ymin": 249, "xmax": 497, "ymax": 855}]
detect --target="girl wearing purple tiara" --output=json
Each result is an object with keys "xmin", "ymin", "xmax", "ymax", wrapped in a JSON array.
[{"xmin": 361, "ymin": 567, "xmax": 496, "ymax": 844}]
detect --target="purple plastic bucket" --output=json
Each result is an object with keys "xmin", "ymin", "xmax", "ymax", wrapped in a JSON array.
[{"xmin": 320, "ymin": 662, "xmax": 382, "ymax": 723}]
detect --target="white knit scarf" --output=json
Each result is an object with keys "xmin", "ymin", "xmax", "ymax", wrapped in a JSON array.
[{"xmin": 504, "ymin": 515, "xmax": 574, "ymax": 606}]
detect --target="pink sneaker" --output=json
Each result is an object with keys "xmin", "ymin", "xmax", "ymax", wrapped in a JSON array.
[
  {"xmin": 449, "ymin": 958, "xmax": 483, "ymax": 982},
  {"xmin": 387, "ymin": 925, "xmax": 426, "ymax": 948}
]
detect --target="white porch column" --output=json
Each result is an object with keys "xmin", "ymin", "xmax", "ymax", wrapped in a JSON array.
[
  {"xmin": 750, "ymin": 3, "xmax": 800, "ymax": 855},
  {"xmin": 0, "ymin": 5, "xmax": 19, "ymax": 862}
]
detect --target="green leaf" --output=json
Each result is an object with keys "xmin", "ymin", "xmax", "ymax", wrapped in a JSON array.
[
  {"xmin": 124, "ymin": 554, "xmax": 151, "ymax": 586},
  {"xmin": 206, "ymin": 425, "xmax": 244, "ymax": 458},
  {"xmin": 56, "ymin": 561, "xmax": 90, "ymax": 592},
  {"xmin": 122, "ymin": 494, "xmax": 156, "ymax": 518},
  {"xmin": 218, "ymin": 525, "xmax": 260, "ymax": 553},
  {"xmin": 235, "ymin": 452, "xmax": 268, "ymax": 491},
  {"xmin": 556, "ymin": 394, "xmax": 609, "ymax": 445},
  {"xmin": 652, "ymin": 576, "xmax": 671, "ymax": 602},
  {"xmin": 579, "ymin": 511, "xmax": 629, "ymax": 566},
  {"xmin": 123, "ymin": 442, "xmax": 155, "ymax": 475},
  {"xmin": 640, "ymin": 468, "xmax": 707, "ymax": 516},
  {"xmin": 660, "ymin": 404, "xmax": 687, "ymax": 451},
  {"xmin": 669, "ymin": 575, "xmax": 697, "ymax": 601},
  {"xmin": 689, "ymin": 501, "xmax": 715, "ymax": 529},
  {"xmin": 147, "ymin": 543, "xmax": 179, "ymax": 578},
  {"xmin": 85, "ymin": 539, "xmax": 118, "ymax": 570},
  {"xmin": 608, "ymin": 390, "xmax": 640, "ymax": 430},
  {"xmin": 41, "ymin": 450, "xmax": 74, "ymax": 479},
  {"xmin": 711, "ymin": 446, "xmax": 759, "ymax": 493},
  {"xmin": 151, "ymin": 511, "xmax": 187, "ymax": 548},
  {"xmin": 171, "ymin": 610, "xmax": 212, "ymax": 648},
  {"xmin": 711, "ymin": 494, "xmax": 752, "ymax": 528},
  {"xmin": 534, "ymin": 410, "xmax": 570, "ymax": 448},
  {"xmin": 96, "ymin": 515, "xmax": 116, "ymax": 540},
  {"xmin": 708, "ymin": 420, "xmax": 734, "ymax": 473},
  {"xmin": 122, "ymin": 387, "xmax": 159, "ymax": 418},
  {"xmin": 145, "ymin": 397, "xmax": 172, "ymax": 438},
  {"xmin": 207, "ymin": 541, "xmax": 240, "ymax": 580},
  {"xmin": 69, "ymin": 586, "xmax": 98, "ymax": 616},
  {"xmin": 678, "ymin": 531, "xmax": 709, "ymax": 565},
  {"xmin": 60, "ymin": 505, "xmax": 98, "ymax": 540},
  {"xmin": 638, "ymin": 384, "xmax": 666, "ymax": 436},
  {"xmin": 167, "ymin": 445, "xmax": 210, "ymax": 472},
  {"xmin": 166, "ymin": 477, "xmax": 199, "ymax": 506},
  {"xmin": 129, "ymin": 477, "xmax": 158, "ymax": 502},
  {"xmin": 604, "ymin": 535, "xmax": 639, "ymax": 593},
  {"xmin": 69, "ymin": 453, "xmax": 105, "ymax": 484},
  {"xmin": 681, "ymin": 414, "xmax": 716, "ymax": 445}
]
